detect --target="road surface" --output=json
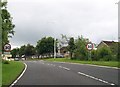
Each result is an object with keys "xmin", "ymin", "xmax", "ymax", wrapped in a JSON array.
[{"xmin": 13, "ymin": 60, "xmax": 119, "ymax": 86}]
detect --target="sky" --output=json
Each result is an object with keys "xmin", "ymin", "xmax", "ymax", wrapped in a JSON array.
[{"xmin": 7, "ymin": 0, "xmax": 118, "ymax": 49}]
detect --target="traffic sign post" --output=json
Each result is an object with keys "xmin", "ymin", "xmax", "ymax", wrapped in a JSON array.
[
  {"xmin": 3, "ymin": 44, "xmax": 11, "ymax": 60},
  {"xmin": 86, "ymin": 43, "xmax": 94, "ymax": 61},
  {"xmin": 4, "ymin": 44, "xmax": 11, "ymax": 52}
]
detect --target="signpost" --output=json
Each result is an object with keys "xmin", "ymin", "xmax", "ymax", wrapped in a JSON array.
[
  {"xmin": 4, "ymin": 44, "xmax": 11, "ymax": 52},
  {"xmin": 3, "ymin": 44, "xmax": 11, "ymax": 60},
  {"xmin": 86, "ymin": 43, "xmax": 94, "ymax": 60}
]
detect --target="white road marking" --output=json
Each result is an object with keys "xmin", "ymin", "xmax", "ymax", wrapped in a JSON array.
[
  {"xmin": 10, "ymin": 63, "xmax": 27, "ymax": 87},
  {"xmin": 78, "ymin": 72, "xmax": 115, "ymax": 85},
  {"xmin": 59, "ymin": 66, "xmax": 62, "ymax": 68},
  {"xmin": 51, "ymin": 61, "xmax": 119, "ymax": 69},
  {"xmin": 62, "ymin": 67, "xmax": 70, "ymax": 71},
  {"xmin": 58, "ymin": 66, "xmax": 70, "ymax": 71}
]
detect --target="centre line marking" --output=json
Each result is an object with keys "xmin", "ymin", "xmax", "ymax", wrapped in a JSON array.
[
  {"xmin": 77, "ymin": 72, "xmax": 115, "ymax": 85},
  {"xmin": 59, "ymin": 66, "xmax": 62, "ymax": 68},
  {"xmin": 62, "ymin": 67, "xmax": 70, "ymax": 71},
  {"xmin": 58, "ymin": 66, "xmax": 70, "ymax": 71}
]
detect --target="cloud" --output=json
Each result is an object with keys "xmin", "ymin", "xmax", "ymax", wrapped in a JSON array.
[{"xmin": 7, "ymin": 0, "xmax": 118, "ymax": 48}]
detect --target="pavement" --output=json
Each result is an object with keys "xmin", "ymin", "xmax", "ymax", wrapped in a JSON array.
[{"xmin": 13, "ymin": 60, "xmax": 119, "ymax": 86}]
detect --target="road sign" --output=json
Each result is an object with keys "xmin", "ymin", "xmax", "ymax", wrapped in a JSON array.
[
  {"xmin": 4, "ymin": 44, "xmax": 11, "ymax": 52},
  {"xmin": 4, "ymin": 52, "xmax": 10, "ymax": 55},
  {"xmin": 86, "ymin": 43, "xmax": 93, "ymax": 51}
]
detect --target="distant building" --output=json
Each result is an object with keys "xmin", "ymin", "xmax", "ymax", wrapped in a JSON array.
[
  {"xmin": 97, "ymin": 41, "xmax": 118, "ymax": 54},
  {"xmin": 97, "ymin": 40, "xmax": 118, "ymax": 50}
]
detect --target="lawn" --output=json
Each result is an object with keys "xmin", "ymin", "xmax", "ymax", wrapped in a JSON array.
[
  {"xmin": 2, "ymin": 61, "xmax": 24, "ymax": 86},
  {"xmin": 44, "ymin": 58, "xmax": 120, "ymax": 68}
]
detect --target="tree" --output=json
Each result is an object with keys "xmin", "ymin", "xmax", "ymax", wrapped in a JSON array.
[
  {"xmin": 36, "ymin": 37, "xmax": 54, "ymax": 58},
  {"xmin": 24, "ymin": 44, "xmax": 35, "ymax": 57},
  {"xmin": 11, "ymin": 48, "xmax": 19, "ymax": 58},
  {"xmin": 68, "ymin": 37, "xmax": 75, "ymax": 59},
  {"xmin": 46, "ymin": 37, "xmax": 54, "ymax": 55},
  {"xmin": 19, "ymin": 45, "xmax": 26, "ymax": 57},
  {"xmin": 19, "ymin": 44, "xmax": 35, "ymax": 58},
  {"xmin": 74, "ymin": 36, "xmax": 88, "ymax": 60},
  {"xmin": 1, "ymin": 1, "xmax": 15, "ymax": 48}
]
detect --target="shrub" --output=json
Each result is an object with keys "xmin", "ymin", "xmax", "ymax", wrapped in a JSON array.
[
  {"xmin": 2, "ymin": 60, "xmax": 10, "ymax": 64},
  {"xmin": 91, "ymin": 50, "xmax": 98, "ymax": 61},
  {"xmin": 97, "ymin": 46, "xmax": 113, "ymax": 61}
]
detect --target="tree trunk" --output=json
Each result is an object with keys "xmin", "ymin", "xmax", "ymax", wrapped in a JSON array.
[{"xmin": 70, "ymin": 52, "xmax": 73, "ymax": 59}]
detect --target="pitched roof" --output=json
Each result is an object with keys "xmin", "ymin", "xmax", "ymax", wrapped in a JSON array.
[
  {"xmin": 97, "ymin": 40, "xmax": 118, "ymax": 48},
  {"xmin": 102, "ymin": 41, "xmax": 118, "ymax": 47}
]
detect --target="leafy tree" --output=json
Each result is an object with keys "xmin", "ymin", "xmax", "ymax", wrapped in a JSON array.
[
  {"xmin": 36, "ymin": 37, "xmax": 54, "ymax": 58},
  {"xmin": 11, "ymin": 48, "xmax": 19, "ymax": 58},
  {"xmin": 46, "ymin": 37, "xmax": 54, "ymax": 54},
  {"xmin": 36, "ymin": 37, "xmax": 47, "ymax": 58},
  {"xmin": 24, "ymin": 44, "xmax": 35, "ymax": 57},
  {"xmin": 74, "ymin": 36, "xmax": 88, "ymax": 60},
  {"xmin": 18, "ymin": 44, "xmax": 35, "ymax": 58},
  {"xmin": 19, "ymin": 45, "xmax": 26, "ymax": 57},
  {"xmin": 68, "ymin": 37, "xmax": 75, "ymax": 59},
  {"xmin": 1, "ymin": 1, "xmax": 15, "ymax": 49}
]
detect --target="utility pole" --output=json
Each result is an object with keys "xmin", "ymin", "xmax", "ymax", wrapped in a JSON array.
[
  {"xmin": 0, "ymin": 0, "xmax": 2, "ymax": 86},
  {"xmin": 118, "ymin": 0, "xmax": 120, "ymax": 42},
  {"xmin": 54, "ymin": 37, "xmax": 56, "ymax": 59}
]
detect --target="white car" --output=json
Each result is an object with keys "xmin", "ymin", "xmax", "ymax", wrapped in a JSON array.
[{"xmin": 14, "ymin": 58, "xmax": 19, "ymax": 61}]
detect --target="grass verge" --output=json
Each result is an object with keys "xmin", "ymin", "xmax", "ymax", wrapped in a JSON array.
[
  {"xmin": 43, "ymin": 58, "xmax": 120, "ymax": 68},
  {"xmin": 2, "ymin": 61, "xmax": 24, "ymax": 86}
]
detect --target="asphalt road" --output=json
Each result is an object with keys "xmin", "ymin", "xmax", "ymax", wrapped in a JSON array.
[{"xmin": 13, "ymin": 60, "xmax": 119, "ymax": 86}]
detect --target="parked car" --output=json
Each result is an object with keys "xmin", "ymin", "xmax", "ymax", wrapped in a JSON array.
[
  {"xmin": 14, "ymin": 58, "xmax": 19, "ymax": 61},
  {"xmin": 56, "ymin": 54, "xmax": 64, "ymax": 58}
]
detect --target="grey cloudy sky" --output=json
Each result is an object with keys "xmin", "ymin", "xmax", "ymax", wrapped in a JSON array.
[{"xmin": 7, "ymin": 0, "xmax": 118, "ymax": 49}]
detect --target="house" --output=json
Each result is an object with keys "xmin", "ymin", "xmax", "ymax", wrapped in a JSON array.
[
  {"xmin": 97, "ymin": 41, "xmax": 118, "ymax": 49},
  {"xmin": 97, "ymin": 40, "xmax": 119, "ymax": 55}
]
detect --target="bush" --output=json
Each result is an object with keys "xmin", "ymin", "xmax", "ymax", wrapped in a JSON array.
[
  {"xmin": 2, "ymin": 60, "xmax": 10, "ymax": 64},
  {"xmin": 111, "ymin": 55, "xmax": 118, "ymax": 61},
  {"xmin": 91, "ymin": 50, "xmax": 98, "ymax": 61},
  {"xmin": 97, "ymin": 46, "xmax": 113, "ymax": 61},
  {"xmin": 74, "ymin": 50, "xmax": 87, "ymax": 60}
]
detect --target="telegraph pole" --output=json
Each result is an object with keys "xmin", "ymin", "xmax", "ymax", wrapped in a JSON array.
[
  {"xmin": 0, "ymin": 0, "xmax": 2, "ymax": 86},
  {"xmin": 54, "ymin": 37, "xmax": 56, "ymax": 59}
]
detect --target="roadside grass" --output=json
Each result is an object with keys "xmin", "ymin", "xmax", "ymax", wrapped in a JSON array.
[
  {"xmin": 2, "ymin": 61, "xmax": 24, "ymax": 86},
  {"xmin": 43, "ymin": 58, "xmax": 120, "ymax": 68}
]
